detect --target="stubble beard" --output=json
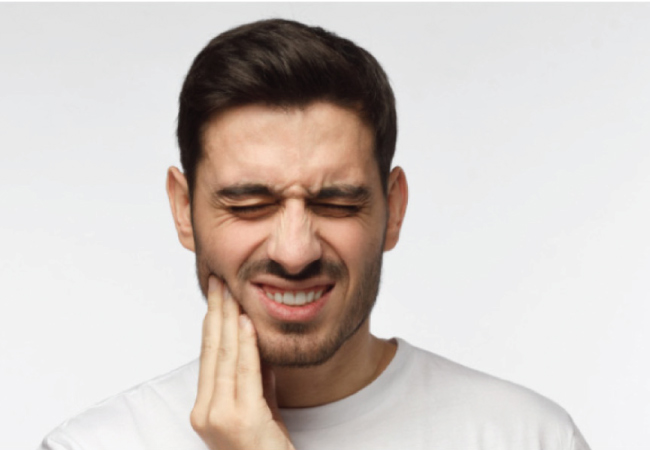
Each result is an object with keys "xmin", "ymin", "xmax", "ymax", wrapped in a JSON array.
[
  {"xmin": 194, "ymin": 238, "xmax": 385, "ymax": 369},
  {"xmin": 256, "ymin": 249, "xmax": 383, "ymax": 368}
]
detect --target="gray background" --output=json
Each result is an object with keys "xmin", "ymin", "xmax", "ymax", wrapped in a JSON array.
[{"xmin": 1, "ymin": 3, "xmax": 648, "ymax": 449}]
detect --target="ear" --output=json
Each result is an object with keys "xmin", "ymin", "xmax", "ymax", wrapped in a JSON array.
[
  {"xmin": 166, "ymin": 166, "xmax": 196, "ymax": 252},
  {"xmin": 383, "ymin": 166, "xmax": 408, "ymax": 252}
]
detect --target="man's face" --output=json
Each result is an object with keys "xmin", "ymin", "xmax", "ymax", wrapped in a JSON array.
[{"xmin": 173, "ymin": 102, "xmax": 401, "ymax": 367}]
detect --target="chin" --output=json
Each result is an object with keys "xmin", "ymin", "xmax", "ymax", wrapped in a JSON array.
[
  {"xmin": 256, "ymin": 317, "xmax": 365, "ymax": 368},
  {"xmin": 258, "ymin": 336, "xmax": 341, "ymax": 368}
]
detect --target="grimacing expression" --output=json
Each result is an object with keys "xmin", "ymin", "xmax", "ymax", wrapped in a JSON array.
[{"xmin": 169, "ymin": 102, "xmax": 406, "ymax": 367}]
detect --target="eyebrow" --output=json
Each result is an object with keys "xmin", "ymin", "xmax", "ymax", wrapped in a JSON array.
[
  {"xmin": 215, "ymin": 184, "xmax": 274, "ymax": 200},
  {"xmin": 213, "ymin": 183, "xmax": 371, "ymax": 202},
  {"xmin": 312, "ymin": 185, "xmax": 371, "ymax": 202}
]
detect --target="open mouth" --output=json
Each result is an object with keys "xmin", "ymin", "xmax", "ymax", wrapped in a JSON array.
[{"xmin": 259, "ymin": 284, "xmax": 335, "ymax": 306}]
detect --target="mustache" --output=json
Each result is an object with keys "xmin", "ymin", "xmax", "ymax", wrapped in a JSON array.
[{"xmin": 238, "ymin": 259, "xmax": 345, "ymax": 282}]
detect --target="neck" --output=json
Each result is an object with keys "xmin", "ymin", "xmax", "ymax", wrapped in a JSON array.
[{"xmin": 272, "ymin": 321, "xmax": 397, "ymax": 408}]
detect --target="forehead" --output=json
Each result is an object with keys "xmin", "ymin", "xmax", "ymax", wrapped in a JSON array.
[{"xmin": 198, "ymin": 102, "xmax": 379, "ymax": 194}]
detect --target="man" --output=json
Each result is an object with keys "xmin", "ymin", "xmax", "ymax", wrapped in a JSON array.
[{"xmin": 39, "ymin": 18, "xmax": 590, "ymax": 450}]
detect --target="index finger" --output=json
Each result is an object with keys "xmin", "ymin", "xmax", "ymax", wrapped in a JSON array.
[
  {"xmin": 236, "ymin": 314, "xmax": 264, "ymax": 405},
  {"xmin": 194, "ymin": 276, "xmax": 224, "ymax": 413}
]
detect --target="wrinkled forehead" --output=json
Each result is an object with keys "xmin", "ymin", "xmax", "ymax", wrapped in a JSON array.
[{"xmin": 197, "ymin": 102, "xmax": 380, "ymax": 194}]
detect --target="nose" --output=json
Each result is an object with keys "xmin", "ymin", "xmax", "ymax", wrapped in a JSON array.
[{"xmin": 267, "ymin": 199, "xmax": 322, "ymax": 275}]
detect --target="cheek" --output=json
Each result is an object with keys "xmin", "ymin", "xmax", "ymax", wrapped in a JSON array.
[
  {"xmin": 319, "ymin": 220, "xmax": 383, "ymax": 267},
  {"xmin": 200, "ymin": 221, "xmax": 270, "ymax": 276}
]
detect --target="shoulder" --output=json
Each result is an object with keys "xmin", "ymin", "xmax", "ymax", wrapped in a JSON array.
[
  {"xmin": 396, "ymin": 339, "xmax": 589, "ymax": 448},
  {"xmin": 38, "ymin": 360, "xmax": 201, "ymax": 450},
  {"xmin": 403, "ymin": 339, "xmax": 566, "ymax": 413}
]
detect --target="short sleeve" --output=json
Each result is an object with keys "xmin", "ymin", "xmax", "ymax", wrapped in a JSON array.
[
  {"xmin": 37, "ymin": 432, "xmax": 80, "ymax": 450},
  {"xmin": 569, "ymin": 420, "xmax": 591, "ymax": 450}
]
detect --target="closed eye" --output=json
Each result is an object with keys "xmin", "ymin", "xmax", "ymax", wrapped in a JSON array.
[
  {"xmin": 228, "ymin": 202, "xmax": 361, "ymax": 219},
  {"xmin": 310, "ymin": 203, "xmax": 361, "ymax": 217},
  {"xmin": 228, "ymin": 203, "xmax": 277, "ymax": 219}
]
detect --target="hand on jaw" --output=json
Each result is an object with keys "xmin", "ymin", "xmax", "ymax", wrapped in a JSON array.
[{"xmin": 190, "ymin": 276, "xmax": 295, "ymax": 450}]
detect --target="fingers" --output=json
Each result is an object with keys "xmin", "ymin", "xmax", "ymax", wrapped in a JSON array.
[
  {"xmin": 196, "ymin": 277, "xmax": 260, "ymax": 412},
  {"xmin": 191, "ymin": 279, "xmax": 295, "ymax": 450},
  {"xmin": 236, "ymin": 314, "xmax": 264, "ymax": 404},
  {"xmin": 262, "ymin": 363, "xmax": 282, "ymax": 421},
  {"xmin": 212, "ymin": 284, "xmax": 240, "ymax": 405},
  {"xmin": 194, "ymin": 276, "xmax": 224, "ymax": 415}
]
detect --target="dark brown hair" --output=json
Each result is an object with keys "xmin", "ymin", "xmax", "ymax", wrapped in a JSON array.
[{"xmin": 177, "ymin": 18, "xmax": 397, "ymax": 199}]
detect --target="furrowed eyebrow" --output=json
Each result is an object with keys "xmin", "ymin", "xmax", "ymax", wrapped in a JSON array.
[
  {"xmin": 214, "ymin": 184, "xmax": 274, "ymax": 200},
  {"xmin": 212, "ymin": 183, "xmax": 371, "ymax": 202},
  {"xmin": 313, "ymin": 185, "xmax": 371, "ymax": 202}
]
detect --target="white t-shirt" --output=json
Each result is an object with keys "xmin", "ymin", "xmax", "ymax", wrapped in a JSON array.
[{"xmin": 38, "ymin": 339, "xmax": 590, "ymax": 450}]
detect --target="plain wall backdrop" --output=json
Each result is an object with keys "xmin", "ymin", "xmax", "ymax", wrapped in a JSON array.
[{"xmin": 1, "ymin": 3, "xmax": 648, "ymax": 449}]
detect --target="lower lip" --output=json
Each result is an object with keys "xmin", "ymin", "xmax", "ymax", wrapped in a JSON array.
[{"xmin": 256, "ymin": 286, "xmax": 330, "ymax": 322}]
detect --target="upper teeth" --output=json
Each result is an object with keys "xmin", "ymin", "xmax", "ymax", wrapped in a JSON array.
[{"xmin": 265, "ymin": 289, "xmax": 324, "ymax": 306}]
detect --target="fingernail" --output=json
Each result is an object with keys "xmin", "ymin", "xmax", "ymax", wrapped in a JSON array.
[
  {"xmin": 239, "ymin": 314, "xmax": 253, "ymax": 332},
  {"xmin": 208, "ymin": 276, "xmax": 218, "ymax": 293},
  {"xmin": 224, "ymin": 285, "xmax": 232, "ymax": 300}
]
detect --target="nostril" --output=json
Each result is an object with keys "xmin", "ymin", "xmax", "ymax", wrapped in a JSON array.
[
  {"xmin": 266, "ymin": 259, "xmax": 324, "ymax": 280},
  {"xmin": 267, "ymin": 232, "xmax": 322, "ymax": 273}
]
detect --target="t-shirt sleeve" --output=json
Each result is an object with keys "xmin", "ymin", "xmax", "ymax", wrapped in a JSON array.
[
  {"xmin": 37, "ymin": 432, "xmax": 80, "ymax": 450},
  {"xmin": 569, "ymin": 421, "xmax": 592, "ymax": 450}
]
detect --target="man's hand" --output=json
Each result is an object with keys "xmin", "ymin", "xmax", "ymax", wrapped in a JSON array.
[{"xmin": 190, "ymin": 276, "xmax": 295, "ymax": 450}]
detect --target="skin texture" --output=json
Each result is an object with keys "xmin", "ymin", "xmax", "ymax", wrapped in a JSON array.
[
  {"xmin": 167, "ymin": 102, "xmax": 408, "ymax": 448},
  {"xmin": 189, "ymin": 277, "xmax": 294, "ymax": 450}
]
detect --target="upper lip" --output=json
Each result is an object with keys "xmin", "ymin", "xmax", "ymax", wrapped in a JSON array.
[{"xmin": 251, "ymin": 275, "xmax": 334, "ymax": 292}]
